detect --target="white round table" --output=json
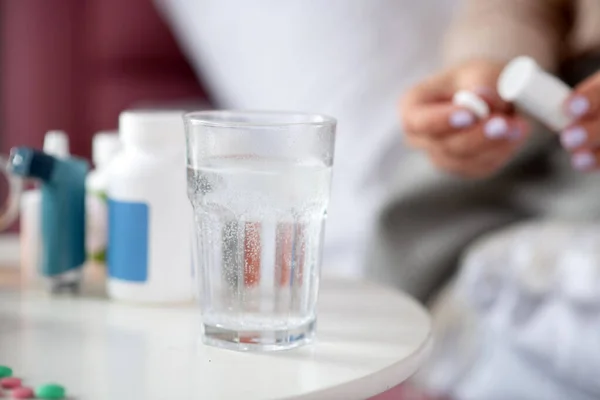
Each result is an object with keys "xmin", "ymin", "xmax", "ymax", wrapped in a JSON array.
[{"xmin": 0, "ymin": 276, "xmax": 431, "ymax": 400}]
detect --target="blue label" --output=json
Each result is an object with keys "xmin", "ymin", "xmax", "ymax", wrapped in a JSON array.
[{"xmin": 108, "ymin": 199, "xmax": 149, "ymax": 282}]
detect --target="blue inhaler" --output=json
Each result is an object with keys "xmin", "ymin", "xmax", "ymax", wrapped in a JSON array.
[{"xmin": 8, "ymin": 147, "xmax": 88, "ymax": 292}]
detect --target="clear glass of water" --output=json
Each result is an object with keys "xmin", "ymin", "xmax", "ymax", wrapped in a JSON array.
[{"xmin": 184, "ymin": 110, "xmax": 336, "ymax": 351}]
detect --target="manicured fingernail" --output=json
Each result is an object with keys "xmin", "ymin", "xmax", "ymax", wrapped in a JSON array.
[
  {"xmin": 508, "ymin": 126, "xmax": 524, "ymax": 141},
  {"xmin": 473, "ymin": 86, "xmax": 495, "ymax": 98},
  {"xmin": 484, "ymin": 117, "xmax": 509, "ymax": 139},
  {"xmin": 449, "ymin": 110, "xmax": 475, "ymax": 128},
  {"xmin": 572, "ymin": 151, "xmax": 596, "ymax": 171},
  {"xmin": 561, "ymin": 126, "xmax": 587, "ymax": 150},
  {"xmin": 567, "ymin": 95, "xmax": 590, "ymax": 118}
]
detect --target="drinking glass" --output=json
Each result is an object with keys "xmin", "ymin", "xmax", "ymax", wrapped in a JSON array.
[{"xmin": 184, "ymin": 110, "xmax": 336, "ymax": 351}]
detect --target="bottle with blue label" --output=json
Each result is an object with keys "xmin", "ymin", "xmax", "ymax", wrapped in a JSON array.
[
  {"xmin": 106, "ymin": 110, "xmax": 192, "ymax": 303},
  {"xmin": 8, "ymin": 146, "xmax": 88, "ymax": 292}
]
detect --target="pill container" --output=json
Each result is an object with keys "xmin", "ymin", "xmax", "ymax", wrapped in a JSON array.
[{"xmin": 106, "ymin": 110, "xmax": 192, "ymax": 303}]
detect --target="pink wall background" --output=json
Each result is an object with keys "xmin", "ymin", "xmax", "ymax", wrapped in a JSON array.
[{"xmin": 0, "ymin": 0, "xmax": 207, "ymax": 160}]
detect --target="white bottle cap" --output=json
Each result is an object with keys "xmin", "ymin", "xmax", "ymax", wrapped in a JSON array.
[
  {"xmin": 92, "ymin": 131, "xmax": 121, "ymax": 167},
  {"xmin": 498, "ymin": 56, "xmax": 573, "ymax": 131},
  {"xmin": 119, "ymin": 109, "xmax": 185, "ymax": 154},
  {"xmin": 43, "ymin": 130, "xmax": 70, "ymax": 158},
  {"xmin": 452, "ymin": 90, "xmax": 490, "ymax": 119}
]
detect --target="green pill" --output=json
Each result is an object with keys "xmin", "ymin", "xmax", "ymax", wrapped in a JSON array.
[
  {"xmin": 36, "ymin": 383, "xmax": 66, "ymax": 399},
  {"xmin": 0, "ymin": 365, "xmax": 12, "ymax": 378}
]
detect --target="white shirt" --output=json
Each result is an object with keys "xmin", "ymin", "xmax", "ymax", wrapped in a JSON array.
[{"xmin": 156, "ymin": 0, "xmax": 456, "ymax": 277}]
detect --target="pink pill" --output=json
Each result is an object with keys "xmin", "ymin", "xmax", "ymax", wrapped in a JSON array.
[
  {"xmin": 11, "ymin": 387, "xmax": 34, "ymax": 399},
  {"xmin": 0, "ymin": 377, "xmax": 21, "ymax": 389}
]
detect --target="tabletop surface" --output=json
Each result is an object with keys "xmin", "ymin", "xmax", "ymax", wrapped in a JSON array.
[{"xmin": 0, "ymin": 272, "xmax": 431, "ymax": 400}]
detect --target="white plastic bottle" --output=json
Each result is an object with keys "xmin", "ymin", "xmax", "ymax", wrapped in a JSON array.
[
  {"xmin": 86, "ymin": 131, "xmax": 121, "ymax": 265},
  {"xmin": 106, "ymin": 110, "xmax": 192, "ymax": 303},
  {"xmin": 498, "ymin": 56, "xmax": 573, "ymax": 131},
  {"xmin": 20, "ymin": 131, "xmax": 70, "ymax": 284}
]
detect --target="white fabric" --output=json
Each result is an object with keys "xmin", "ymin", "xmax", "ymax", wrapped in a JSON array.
[
  {"xmin": 154, "ymin": 0, "xmax": 456, "ymax": 277},
  {"xmin": 419, "ymin": 221, "xmax": 600, "ymax": 400}
]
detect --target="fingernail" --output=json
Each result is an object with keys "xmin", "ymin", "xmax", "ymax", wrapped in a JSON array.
[
  {"xmin": 508, "ymin": 126, "xmax": 523, "ymax": 141},
  {"xmin": 449, "ymin": 110, "xmax": 475, "ymax": 128},
  {"xmin": 572, "ymin": 151, "xmax": 596, "ymax": 171},
  {"xmin": 484, "ymin": 117, "xmax": 509, "ymax": 139},
  {"xmin": 560, "ymin": 126, "xmax": 587, "ymax": 150},
  {"xmin": 567, "ymin": 95, "xmax": 590, "ymax": 118},
  {"xmin": 473, "ymin": 86, "xmax": 495, "ymax": 98}
]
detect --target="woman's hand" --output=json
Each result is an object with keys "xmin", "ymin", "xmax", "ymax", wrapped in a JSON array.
[
  {"xmin": 561, "ymin": 71, "xmax": 600, "ymax": 172},
  {"xmin": 401, "ymin": 60, "xmax": 530, "ymax": 178}
]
